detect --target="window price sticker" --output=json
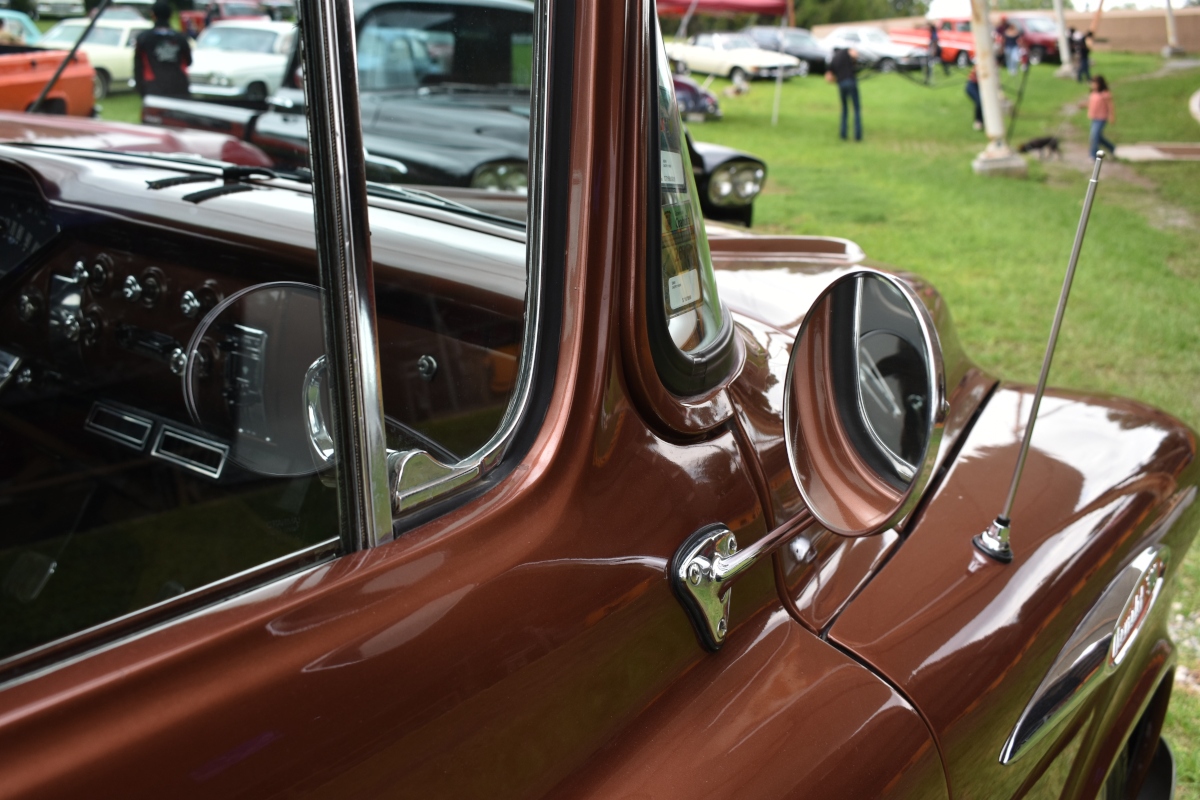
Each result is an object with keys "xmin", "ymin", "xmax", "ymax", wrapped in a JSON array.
[
  {"xmin": 668, "ymin": 269, "xmax": 701, "ymax": 311},
  {"xmin": 660, "ymin": 150, "xmax": 685, "ymax": 188}
]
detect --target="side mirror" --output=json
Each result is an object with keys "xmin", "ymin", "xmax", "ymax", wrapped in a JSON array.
[{"xmin": 672, "ymin": 270, "xmax": 946, "ymax": 649}]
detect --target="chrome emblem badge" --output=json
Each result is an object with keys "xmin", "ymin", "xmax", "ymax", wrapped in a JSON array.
[{"xmin": 1109, "ymin": 549, "xmax": 1167, "ymax": 667}]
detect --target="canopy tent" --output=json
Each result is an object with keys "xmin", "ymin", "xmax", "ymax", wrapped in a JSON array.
[{"xmin": 657, "ymin": 0, "xmax": 788, "ymax": 14}]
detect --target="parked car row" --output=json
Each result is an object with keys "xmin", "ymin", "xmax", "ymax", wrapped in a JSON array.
[
  {"xmin": 664, "ymin": 23, "xmax": 928, "ymax": 79},
  {"xmin": 888, "ymin": 13, "xmax": 1064, "ymax": 68}
]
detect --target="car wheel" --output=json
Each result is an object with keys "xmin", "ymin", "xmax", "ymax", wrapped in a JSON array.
[
  {"xmin": 245, "ymin": 81, "xmax": 269, "ymax": 103},
  {"xmin": 93, "ymin": 69, "xmax": 110, "ymax": 101},
  {"xmin": 1028, "ymin": 46, "xmax": 1045, "ymax": 66},
  {"xmin": 956, "ymin": 50, "xmax": 971, "ymax": 68},
  {"xmin": 795, "ymin": 60, "xmax": 809, "ymax": 78},
  {"xmin": 729, "ymin": 66, "xmax": 748, "ymax": 84},
  {"xmin": 878, "ymin": 58, "xmax": 897, "ymax": 73}
]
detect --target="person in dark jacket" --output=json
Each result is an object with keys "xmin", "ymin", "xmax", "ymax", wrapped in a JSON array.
[
  {"xmin": 134, "ymin": 2, "xmax": 192, "ymax": 99},
  {"xmin": 825, "ymin": 47, "xmax": 861, "ymax": 142}
]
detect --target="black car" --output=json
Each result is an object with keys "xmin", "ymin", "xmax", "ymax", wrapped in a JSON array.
[
  {"xmin": 744, "ymin": 26, "xmax": 827, "ymax": 74},
  {"xmin": 143, "ymin": 0, "xmax": 766, "ymax": 225}
]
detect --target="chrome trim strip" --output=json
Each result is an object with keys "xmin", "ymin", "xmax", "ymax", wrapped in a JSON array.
[
  {"xmin": 388, "ymin": 0, "xmax": 553, "ymax": 514},
  {"xmin": 150, "ymin": 426, "xmax": 229, "ymax": 480},
  {"xmin": 85, "ymin": 402, "xmax": 153, "ymax": 450},
  {"xmin": 0, "ymin": 538, "xmax": 340, "ymax": 689},
  {"xmin": 295, "ymin": 0, "xmax": 394, "ymax": 548},
  {"xmin": 0, "ymin": 350, "xmax": 22, "ymax": 393},
  {"xmin": 999, "ymin": 545, "xmax": 1170, "ymax": 765}
]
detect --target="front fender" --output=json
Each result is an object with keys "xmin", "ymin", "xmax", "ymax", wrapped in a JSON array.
[{"xmin": 830, "ymin": 384, "xmax": 1199, "ymax": 799}]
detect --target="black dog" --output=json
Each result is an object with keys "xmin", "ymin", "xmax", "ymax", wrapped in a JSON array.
[{"xmin": 1018, "ymin": 136, "xmax": 1061, "ymax": 159}]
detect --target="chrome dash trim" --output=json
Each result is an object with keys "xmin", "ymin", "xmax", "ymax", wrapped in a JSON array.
[
  {"xmin": 999, "ymin": 545, "xmax": 1169, "ymax": 765},
  {"xmin": 85, "ymin": 402, "xmax": 154, "ymax": 450},
  {"xmin": 150, "ymin": 426, "xmax": 229, "ymax": 480}
]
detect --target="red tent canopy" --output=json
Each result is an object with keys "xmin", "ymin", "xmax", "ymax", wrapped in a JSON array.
[{"xmin": 657, "ymin": 0, "xmax": 788, "ymax": 15}]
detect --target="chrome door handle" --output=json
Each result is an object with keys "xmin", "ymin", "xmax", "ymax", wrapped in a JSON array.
[{"xmin": 671, "ymin": 513, "xmax": 813, "ymax": 650}]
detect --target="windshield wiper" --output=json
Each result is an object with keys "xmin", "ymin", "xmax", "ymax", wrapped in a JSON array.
[{"xmin": 364, "ymin": 182, "xmax": 523, "ymax": 228}]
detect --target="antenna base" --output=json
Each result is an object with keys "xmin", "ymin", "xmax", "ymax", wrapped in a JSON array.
[{"xmin": 973, "ymin": 517, "xmax": 1014, "ymax": 563}]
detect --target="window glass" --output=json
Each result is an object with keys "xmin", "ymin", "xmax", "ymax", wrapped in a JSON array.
[
  {"xmin": 195, "ymin": 25, "xmax": 280, "ymax": 53},
  {"xmin": 43, "ymin": 24, "xmax": 123, "ymax": 47},
  {"xmin": 0, "ymin": 0, "xmax": 542, "ymax": 670},
  {"xmin": 654, "ymin": 32, "xmax": 723, "ymax": 356}
]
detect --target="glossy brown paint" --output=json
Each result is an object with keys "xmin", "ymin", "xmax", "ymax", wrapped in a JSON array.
[
  {"xmin": 830, "ymin": 386, "xmax": 1199, "ymax": 798},
  {"xmin": 0, "ymin": 1, "xmax": 947, "ymax": 798}
]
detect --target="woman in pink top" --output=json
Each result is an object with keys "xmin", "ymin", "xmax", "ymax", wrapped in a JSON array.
[{"xmin": 1088, "ymin": 75, "xmax": 1116, "ymax": 160}]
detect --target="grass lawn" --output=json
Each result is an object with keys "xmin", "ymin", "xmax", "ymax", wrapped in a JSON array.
[{"xmin": 690, "ymin": 54, "xmax": 1200, "ymax": 795}]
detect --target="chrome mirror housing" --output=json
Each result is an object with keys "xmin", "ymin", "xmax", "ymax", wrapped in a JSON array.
[{"xmin": 783, "ymin": 270, "xmax": 947, "ymax": 537}]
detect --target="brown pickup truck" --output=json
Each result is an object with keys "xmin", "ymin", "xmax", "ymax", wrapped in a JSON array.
[{"xmin": 0, "ymin": 43, "xmax": 95, "ymax": 115}]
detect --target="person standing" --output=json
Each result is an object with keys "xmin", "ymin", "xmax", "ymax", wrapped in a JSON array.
[
  {"xmin": 1087, "ymin": 75, "xmax": 1116, "ymax": 160},
  {"xmin": 825, "ymin": 47, "xmax": 861, "ymax": 142},
  {"xmin": 134, "ymin": 2, "xmax": 192, "ymax": 99},
  {"xmin": 964, "ymin": 67, "xmax": 983, "ymax": 130},
  {"xmin": 1002, "ymin": 21, "xmax": 1021, "ymax": 76},
  {"xmin": 1074, "ymin": 29, "xmax": 1093, "ymax": 83}
]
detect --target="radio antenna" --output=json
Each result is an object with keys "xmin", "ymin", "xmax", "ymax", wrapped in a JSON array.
[{"xmin": 974, "ymin": 153, "xmax": 1105, "ymax": 563}]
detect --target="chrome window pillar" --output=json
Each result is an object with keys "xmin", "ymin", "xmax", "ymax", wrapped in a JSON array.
[{"xmin": 295, "ymin": 0, "xmax": 394, "ymax": 549}]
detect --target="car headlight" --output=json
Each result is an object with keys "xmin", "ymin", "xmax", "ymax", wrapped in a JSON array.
[
  {"xmin": 216, "ymin": 75, "xmax": 233, "ymax": 87},
  {"xmin": 707, "ymin": 160, "xmax": 765, "ymax": 207},
  {"xmin": 470, "ymin": 161, "xmax": 528, "ymax": 195}
]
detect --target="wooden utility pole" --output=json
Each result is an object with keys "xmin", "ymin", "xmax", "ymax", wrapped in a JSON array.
[
  {"xmin": 969, "ymin": 0, "xmax": 1026, "ymax": 175},
  {"xmin": 1164, "ymin": 0, "xmax": 1182, "ymax": 56}
]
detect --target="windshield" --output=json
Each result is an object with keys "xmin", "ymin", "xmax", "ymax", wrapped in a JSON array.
[
  {"xmin": 359, "ymin": 3, "xmax": 533, "ymax": 91},
  {"xmin": 1021, "ymin": 17, "xmax": 1057, "ymax": 33},
  {"xmin": 785, "ymin": 31, "xmax": 816, "ymax": 48},
  {"xmin": 196, "ymin": 26, "xmax": 279, "ymax": 52},
  {"xmin": 719, "ymin": 34, "xmax": 757, "ymax": 50},
  {"xmin": 861, "ymin": 29, "xmax": 889, "ymax": 43},
  {"xmin": 43, "ymin": 24, "xmax": 125, "ymax": 47}
]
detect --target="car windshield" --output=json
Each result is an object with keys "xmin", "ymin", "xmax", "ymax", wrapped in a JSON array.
[
  {"xmin": 359, "ymin": 3, "xmax": 533, "ymax": 92},
  {"xmin": 224, "ymin": 3, "xmax": 265, "ymax": 15},
  {"xmin": 196, "ymin": 25, "xmax": 278, "ymax": 52},
  {"xmin": 785, "ymin": 31, "xmax": 816, "ymax": 48},
  {"xmin": 1021, "ymin": 17, "xmax": 1057, "ymax": 33},
  {"xmin": 719, "ymin": 34, "xmax": 758, "ymax": 50},
  {"xmin": 42, "ymin": 23, "xmax": 124, "ymax": 47},
  {"xmin": 860, "ymin": 29, "xmax": 889, "ymax": 43}
]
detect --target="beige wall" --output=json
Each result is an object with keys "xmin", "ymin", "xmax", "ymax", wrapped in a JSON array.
[{"xmin": 812, "ymin": 7, "xmax": 1200, "ymax": 54}]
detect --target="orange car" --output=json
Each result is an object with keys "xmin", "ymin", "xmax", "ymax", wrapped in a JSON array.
[{"xmin": 0, "ymin": 45, "xmax": 95, "ymax": 116}]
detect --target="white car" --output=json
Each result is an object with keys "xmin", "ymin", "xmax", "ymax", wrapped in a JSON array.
[
  {"xmin": 664, "ymin": 32, "xmax": 801, "ymax": 82},
  {"xmin": 39, "ymin": 17, "xmax": 152, "ymax": 99},
  {"xmin": 188, "ymin": 20, "xmax": 295, "ymax": 102},
  {"xmin": 820, "ymin": 26, "xmax": 926, "ymax": 72}
]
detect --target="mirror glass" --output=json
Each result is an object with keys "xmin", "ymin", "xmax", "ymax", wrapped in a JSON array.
[{"xmin": 785, "ymin": 272, "xmax": 944, "ymax": 537}]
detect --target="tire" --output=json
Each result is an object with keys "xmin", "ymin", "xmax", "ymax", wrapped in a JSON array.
[
  {"xmin": 796, "ymin": 60, "xmax": 809, "ymax": 78},
  {"xmin": 1028, "ymin": 46, "xmax": 1046, "ymax": 66},
  {"xmin": 93, "ymin": 69, "xmax": 110, "ymax": 101},
  {"xmin": 956, "ymin": 50, "xmax": 971, "ymax": 68},
  {"xmin": 878, "ymin": 58, "xmax": 897, "ymax": 73},
  {"xmin": 729, "ymin": 66, "xmax": 748, "ymax": 84},
  {"xmin": 245, "ymin": 81, "xmax": 268, "ymax": 103}
]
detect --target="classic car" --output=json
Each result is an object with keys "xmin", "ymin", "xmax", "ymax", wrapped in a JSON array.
[
  {"xmin": 0, "ymin": 8, "xmax": 41, "ymax": 44},
  {"xmin": 889, "ymin": 18, "xmax": 976, "ymax": 67},
  {"xmin": 0, "ymin": 2, "xmax": 1193, "ymax": 800},
  {"xmin": 672, "ymin": 73, "xmax": 721, "ymax": 122},
  {"xmin": 179, "ymin": 0, "xmax": 270, "ymax": 34},
  {"xmin": 188, "ymin": 20, "xmax": 296, "ymax": 102},
  {"xmin": 34, "ymin": 0, "xmax": 82, "ymax": 18},
  {"xmin": 743, "ymin": 25, "xmax": 827, "ymax": 74},
  {"xmin": 821, "ymin": 25, "xmax": 927, "ymax": 72},
  {"xmin": 1006, "ymin": 13, "xmax": 1062, "ymax": 65},
  {"xmin": 38, "ymin": 16, "xmax": 151, "ymax": 99},
  {"xmin": 664, "ymin": 32, "xmax": 802, "ymax": 82},
  {"xmin": 141, "ymin": 0, "xmax": 765, "ymax": 226},
  {"xmin": 0, "ymin": 42, "xmax": 93, "ymax": 115}
]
